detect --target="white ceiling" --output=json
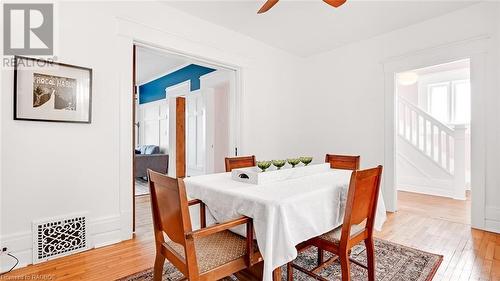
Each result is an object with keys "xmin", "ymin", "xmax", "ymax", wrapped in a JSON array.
[
  {"xmin": 165, "ymin": 0, "xmax": 478, "ymax": 57},
  {"xmin": 136, "ymin": 46, "xmax": 188, "ymax": 85}
]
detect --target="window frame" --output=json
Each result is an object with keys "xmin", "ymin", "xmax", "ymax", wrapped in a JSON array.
[
  {"xmin": 427, "ymin": 81, "xmax": 452, "ymax": 123},
  {"xmin": 426, "ymin": 79, "xmax": 470, "ymax": 125}
]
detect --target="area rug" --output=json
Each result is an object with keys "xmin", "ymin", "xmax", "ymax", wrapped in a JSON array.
[{"xmin": 118, "ymin": 239, "xmax": 442, "ymax": 281}]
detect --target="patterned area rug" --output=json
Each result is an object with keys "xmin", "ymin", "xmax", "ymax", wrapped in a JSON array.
[{"xmin": 119, "ymin": 239, "xmax": 442, "ymax": 281}]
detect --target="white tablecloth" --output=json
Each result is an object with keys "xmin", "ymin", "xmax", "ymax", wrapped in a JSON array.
[{"xmin": 184, "ymin": 169, "xmax": 387, "ymax": 281}]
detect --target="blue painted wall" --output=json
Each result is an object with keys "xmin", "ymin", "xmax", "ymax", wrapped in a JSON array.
[{"xmin": 139, "ymin": 64, "xmax": 216, "ymax": 104}]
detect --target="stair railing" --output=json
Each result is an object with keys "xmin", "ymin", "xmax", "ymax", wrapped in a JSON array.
[{"xmin": 397, "ymin": 96, "xmax": 466, "ymax": 199}]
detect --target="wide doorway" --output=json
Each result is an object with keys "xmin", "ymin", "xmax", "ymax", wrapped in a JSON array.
[
  {"xmin": 395, "ymin": 59, "xmax": 471, "ymax": 223},
  {"xmin": 132, "ymin": 44, "xmax": 239, "ymax": 232}
]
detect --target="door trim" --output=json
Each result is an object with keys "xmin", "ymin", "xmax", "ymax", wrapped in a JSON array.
[{"xmin": 382, "ymin": 35, "xmax": 488, "ymax": 230}]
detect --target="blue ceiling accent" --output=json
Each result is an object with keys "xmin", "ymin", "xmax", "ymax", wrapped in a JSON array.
[{"xmin": 139, "ymin": 64, "xmax": 216, "ymax": 104}]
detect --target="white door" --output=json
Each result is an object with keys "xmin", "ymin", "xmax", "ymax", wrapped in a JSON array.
[
  {"xmin": 186, "ymin": 90, "xmax": 206, "ymax": 176},
  {"xmin": 137, "ymin": 100, "xmax": 168, "ymax": 153}
]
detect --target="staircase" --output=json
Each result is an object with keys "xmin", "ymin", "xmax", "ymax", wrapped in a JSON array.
[{"xmin": 397, "ymin": 97, "xmax": 467, "ymax": 199}]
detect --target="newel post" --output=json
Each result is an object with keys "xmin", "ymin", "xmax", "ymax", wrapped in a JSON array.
[{"xmin": 453, "ymin": 124, "xmax": 467, "ymax": 200}]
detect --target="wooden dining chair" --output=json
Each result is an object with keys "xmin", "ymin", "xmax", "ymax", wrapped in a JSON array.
[
  {"xmin": 287, "ymin": 165, "xmax": 383, "ymax": 281},
  {"xmin": 225, "ymin": 155, "xmax": 257, "ymax": 172},
  {"xmin": 325, "ymin": 154, "xmax": 360, "ymax": 170},
  {"xmin": 148, "ymin": 169, "xmax": 260, "ymax": 281},
  {"xmin": 318, "ymin": 154, "xmax": 361, "ymax": 264}
]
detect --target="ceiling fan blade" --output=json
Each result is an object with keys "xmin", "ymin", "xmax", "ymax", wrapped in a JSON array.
[
  {"xmin": 258, "ymin": 0, "xmax": 279, "ymax": 14},
  {"xmin": 323, "ymin": 0, "xmax": 347, "ymax": 8}
]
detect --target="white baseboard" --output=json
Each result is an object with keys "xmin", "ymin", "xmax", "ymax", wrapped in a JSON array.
[
  {"xmin": 398, "ymin": 182, "xmax": 454, "ymax": 199},
  {"xmin": 484, "ymin": 220, "xmax": 500, "ymax": 234},
  {"xmin": 484, "ymin": 206, "xmax": 500, "ymax": 233},
  {"xmin": 0, "ymin": 215, "xmax": 123, "ymax": 273}
]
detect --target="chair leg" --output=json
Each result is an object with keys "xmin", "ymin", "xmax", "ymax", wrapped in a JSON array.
[
  {"xmin": 287, "ymin": 262, "xmax": 293, "ymax": 281},
  {"xmin": 365, "ymin": 238, "xmax": 376, "ymax": 281},
  {"xmin": 317, "ymin": 248, "xmax": 324, "ymax": 265},
  {"xmin": 339, "ymin": 250, "xmax": 351, "ymax": 281},
  {"xmin": 153, "ymin": 253, "xmax": 165, "ymax": 281}
]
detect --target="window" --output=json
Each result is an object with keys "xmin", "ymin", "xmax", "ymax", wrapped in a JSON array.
[
  {"xmin": 428, "ymin": 83, "xmax": 450, "ymax": 124},
  {"xmin": 427, "ymin": 80, "xmax": 470, "ymax": 125}
]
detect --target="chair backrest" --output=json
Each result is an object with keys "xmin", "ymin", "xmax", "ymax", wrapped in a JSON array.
[
  {"xmin": 325, "ymin": 154, "xmax": 360, "ymax": 170},
  {"xmin": 225, "ymin": 155, "xmax": 256, "ymax": 172},
  {"xmin": 148, "ymin": 169, "xmax": 192, "ymax": 246},
  {"xmin": 342, "ymin": 166, "xmax": 383, "ymax": 238}
]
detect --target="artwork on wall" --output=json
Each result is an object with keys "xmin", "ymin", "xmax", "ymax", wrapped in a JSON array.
[{"xmin": 14, "ymin": 56, "xmax": 92, "ymax": 123}]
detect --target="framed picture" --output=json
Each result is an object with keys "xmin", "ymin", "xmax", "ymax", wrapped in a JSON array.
[{"xmin": 14, "ymin": 56, "xmax": 92, "ymax": 123}]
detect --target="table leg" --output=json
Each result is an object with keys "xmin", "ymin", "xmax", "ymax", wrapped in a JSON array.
[
  {"xmin": 237, "ymin": 261, "xmax": 282, "ymax": 281},
  {"xmin": 236, "ymin": 262, "xmax": 262, "ymax": 281},
  {"xmin": 273, "ymin": 267, "xmax": 282, "ymax": 281}
]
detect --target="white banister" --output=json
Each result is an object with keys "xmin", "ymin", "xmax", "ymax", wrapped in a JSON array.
[
  {"xmin": 397, "ymin": 96, "xmax": 467, "ymax": 199},
  {"xmin": 453, "ymin": 124, "xmax": 467, "ymax": 199},
  {"xmin": 446, "ymin": 135, "xmax": 451, "ymax": 170},
  {"xmin": 398, "ymin": 97, "xmax": 454, "ymax": 174}
]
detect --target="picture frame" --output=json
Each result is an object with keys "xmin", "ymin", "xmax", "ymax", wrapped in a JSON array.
[{"xmin": 14, "ymin": 56, "xmax": 92, "ymax": 123}]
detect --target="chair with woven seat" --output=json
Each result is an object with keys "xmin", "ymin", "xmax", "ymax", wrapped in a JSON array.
[
  {"xmin": 287, "ymin": 165, "xmax": 383, "ymax": 281},
  {"xmin": 148, "ymin": 169, "xmax": 260, "ymax": 281},
  {"xmin": 325, "ymin": 154, "xmax": 360, "ymax": 170},
  {"xmin": 316, "ymin": 154, "xmax": 361, "ymax": 264},
  {"xmin": 225, "ymin": 155, "xmax": 256, "ymax": 172}
]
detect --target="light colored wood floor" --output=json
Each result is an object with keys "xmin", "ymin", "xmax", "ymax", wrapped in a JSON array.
[
  {"xmin": 3, "ymin": 191, "xmax": 499, "ymax": 280},
  {"xmin": 135, "ymin": 179, "xmax": 150, "ymax": 196}
]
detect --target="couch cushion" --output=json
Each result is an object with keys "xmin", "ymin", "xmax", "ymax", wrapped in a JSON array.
[{"xmin": 137, "ymin": 145, "xmax": 160, "ymax": 155}]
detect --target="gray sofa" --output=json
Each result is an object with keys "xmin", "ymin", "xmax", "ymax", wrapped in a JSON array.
[{"xmin": 134, "ymin": 145, "xmax": 169, "ymax": 178}]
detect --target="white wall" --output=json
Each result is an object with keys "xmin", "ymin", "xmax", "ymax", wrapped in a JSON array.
[
  {"xmin": 396, "ymin": 137, "xmax": 455, "ymax": 198},
  {"xmin": 200, "ymin": 70, "xmax": 233, "ymax": 174},
  {"xmin": 397, "ymin": 83, "xmax": 419, "ymax": 105},
  {"xmin": 2, "ymin": 0, "xmax": 499, "ymax": 272},
  {"xmin": 303, "ymin": 3, "xmax": 500, "ymax": 231},
  {"xmin": 0, "ymin": 1, "xmax": 306, "ymax": 270}
]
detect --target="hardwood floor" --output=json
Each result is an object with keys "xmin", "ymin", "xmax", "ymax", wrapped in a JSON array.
[
  {"xmin": 3, "ymin": 192, "xmax": 499, "ymax": 280},
  {"xmin": 380, "ymin": 191, "xmax": 499, "ymax": 281},
  {"xmin": 397, "ymin": 190, "xmax": 471, "ymax": 225}
]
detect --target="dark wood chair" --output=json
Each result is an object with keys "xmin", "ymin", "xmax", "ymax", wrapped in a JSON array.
[
  {"xmin": 318, "ymin": 154, "xmax": 361, "ymax": 263},
  {"xmin": 148, "ymin": 169, "xmax": 260, "ymax": 281},
  {"xmin": 325, "ymin": 154, "xmax": 360, "ymax": 170},
  {"xmin": 225, "ymin": 155, "xmax": 257, "ymax": 172},
  {"xmin": 287, "ymin": 166, "xmax": 383, "ymax": 281}
]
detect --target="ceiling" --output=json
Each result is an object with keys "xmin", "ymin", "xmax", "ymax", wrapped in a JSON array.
[
  {"xmin": 165, "ymin": 0, "xmax": 478, "ymax": 57},
  {"xmin": 136, "ymin": 46, "xmax": 188, "ymax": 85}
]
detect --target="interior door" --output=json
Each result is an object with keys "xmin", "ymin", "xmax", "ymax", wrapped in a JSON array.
[
  {"xmin": 186, "ymin": 90, "xmax": 206, "ymax": 176},
  {"xmin": 137, "ymin": 100, "xmax": 169, "ymax": 152}
]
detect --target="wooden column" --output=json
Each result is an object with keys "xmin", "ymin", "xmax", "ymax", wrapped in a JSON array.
[
  {"xmin": 132, "ymin": 44, "xmax": 136, "ymax": 232},
  {"xmin": 176, "ymin": 97, "xmax": 186, "ymax": 178}
]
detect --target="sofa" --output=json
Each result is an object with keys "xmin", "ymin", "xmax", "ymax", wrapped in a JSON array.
[{"xmin": 134, "ymin": 145, "xmax": 169, "ymax": 178}]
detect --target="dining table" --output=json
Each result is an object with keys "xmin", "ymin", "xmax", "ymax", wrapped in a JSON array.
[{"xmin": 183, "ymin": 164, "xmax": 387, "ymax": 281}]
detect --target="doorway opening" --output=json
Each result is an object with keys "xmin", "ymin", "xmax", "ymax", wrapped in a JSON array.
[
  {"xmin": 132, "ymin": 44, "xmax": 238, "ymax": 233},
  {"xmin": 395, "ymin": 59, "xmax": 471, "ymax": 224}
]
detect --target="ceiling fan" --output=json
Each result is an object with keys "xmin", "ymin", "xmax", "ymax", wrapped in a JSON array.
[{"xmin": 258, "ymin": 0, "xmax": 347, "ymax": 14}]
